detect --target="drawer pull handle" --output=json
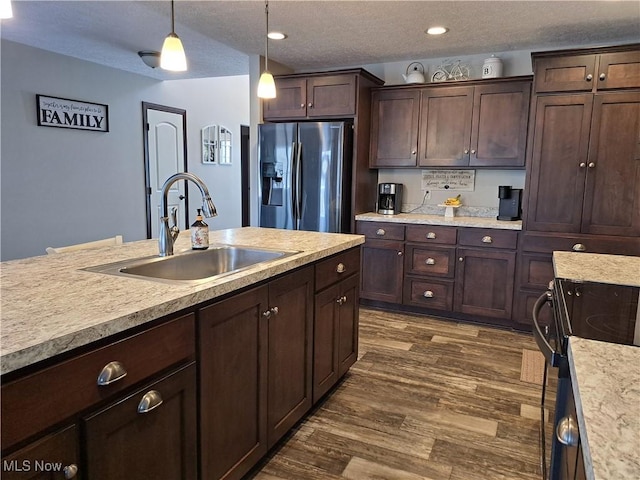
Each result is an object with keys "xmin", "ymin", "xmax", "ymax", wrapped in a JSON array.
[
  {"xmin": 426, "ymin": 232, "xmax": 436, "ymax": 239},
  {"xmin": 376, "ymin": 228, "xmax": 386, "ymax": 236},
  {"xmin": 423, "ymin": 290, "xmax": 434, "ymax": 298},
  {"xmin": 556, "ymin": 415, "xmax": 579, "ymax": 447},
  {"xmin": 425, "ymin": 258, "xmax": 436, "ymax": 265},
  {"xmin": 63, "ymin": 464, "xmax": 78, "ymax": 479},
  {"xmin": 336, "ymin": 263, "xmax": 346, "ymax": 273},
  {"xmin": 137, "ymin": 390, "xmax": 163, "ymax": 414},
  {"xmin": 482, "ymin": 236, "xmax": 493, "ymax": 244},
  {"xmin": 572, "ymin": 243, "xmax": 586, "ymax": 252},
  {"xmin": 97, "ymin": 361, "xmax": 127, "ymax": 386}
]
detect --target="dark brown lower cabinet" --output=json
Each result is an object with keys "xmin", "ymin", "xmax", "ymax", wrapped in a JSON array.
[
  {"xmin": 1, "ymin": 425, "xmax": 78, "ymax": 480},
  {"xmin": 360, "ymin": 239, "xmax": 404, "ymax": 303},
  {"xmin": 313, "ymin": 273, "xmax": 360, "ymax": 403},
  {"xmin": 83, "ymin": 363, "xmax": 197, "ymax": 480},
  {"xmin": 455, "ymin": 248, "xmax": 516, "ymax": 320},
  {"xmin": 267, "ymin": 267, "xmax": 314, "ymax": 447},
  {"xmin": 199, "ymin": 286, "xmax": 269, "ymax": 480}
]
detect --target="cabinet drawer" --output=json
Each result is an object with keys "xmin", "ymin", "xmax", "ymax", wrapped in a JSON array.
[
  {"xmin": 521, "ymin": 233, "xmax": 640, "ymax": 256},
  {"xmin": 458, "ymin": 228, "xmax": 518, "ymax": 249},
  {"xmin": 315, "ymin": 247, "xmax": 361, "ymax": 291},
  {"xmin": 405, "ymin": 244, "xmax": 455, "ymax": 278},
  {"xmin": 356, "ymin": 222, "xmax": 405, "ymax": 240},
  {"xmin": 403, "ymin": 277, "xmax": 453, "ymax": 311},
  {"xmin": 405, "ymin": 225, "xmax": 457, "ymax": 245},
  {"xmin": 1, "ymin": 313, "xmax": 195, "ymax": 450}
]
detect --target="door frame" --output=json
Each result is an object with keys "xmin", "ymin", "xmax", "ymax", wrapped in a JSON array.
[{"xmin": 142, "ymin": 102, "xmax": 189, "ymax": 239}]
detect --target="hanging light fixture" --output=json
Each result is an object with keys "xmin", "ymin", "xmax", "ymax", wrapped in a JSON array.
[
  {"xmin": 0, "ymin": 0, "xmax": 13, "ymax": 19},
  {"xmin": 160, "ymin": 0, "xmax": 187, "ymax": 71},
  {"xmin": 257, "ymin": 0, "xmax": 276, "ymax": 99}
]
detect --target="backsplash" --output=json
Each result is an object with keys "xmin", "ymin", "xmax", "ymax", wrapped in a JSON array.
[{"xmin": 401, "ymin": 204, "xmax": 498, "ymax": 218}]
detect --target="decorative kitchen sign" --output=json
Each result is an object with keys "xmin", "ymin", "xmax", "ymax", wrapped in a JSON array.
[
  {"xmin": 422, "ymin": 169, "xmax": 475, "ymax": 191},
  {"xmin": 36, "ymin": 95, "xmax": 109, "ymax": 132}
]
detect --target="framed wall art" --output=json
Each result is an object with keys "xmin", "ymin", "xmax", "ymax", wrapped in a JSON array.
[{"xmin": 36, "ymin": 94, "xmax": 109, "ymax": 132}]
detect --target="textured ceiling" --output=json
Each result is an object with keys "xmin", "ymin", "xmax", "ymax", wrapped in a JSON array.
[{"xmin": 2, "ymin": 1, "xmax": 639, "ymax": 80}]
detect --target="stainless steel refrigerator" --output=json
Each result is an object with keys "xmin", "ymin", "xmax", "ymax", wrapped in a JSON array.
[{"xmin": 259, "ymin": 122, "xmax": 353, "ymax": 233}]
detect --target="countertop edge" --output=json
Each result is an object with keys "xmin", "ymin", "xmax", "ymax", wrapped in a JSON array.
[{"xmin": 355, "ymin": 212, "xmax": 522, "ymax": 230}]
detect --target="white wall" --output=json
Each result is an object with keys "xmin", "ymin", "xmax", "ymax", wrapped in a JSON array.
[{"xmin": 1, "ymin": 40, "xmax": 249, "ymax": 261}]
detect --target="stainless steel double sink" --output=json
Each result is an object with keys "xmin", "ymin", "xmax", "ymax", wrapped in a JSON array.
[{"xmin": 84, "ymin": 245, "xmax": 298, "ymax": 285}]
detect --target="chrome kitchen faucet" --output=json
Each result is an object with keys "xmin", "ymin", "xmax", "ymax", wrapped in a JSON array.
[{"xmin": 158, "ymin": 172, "xmax": 217, "ymax": 256}]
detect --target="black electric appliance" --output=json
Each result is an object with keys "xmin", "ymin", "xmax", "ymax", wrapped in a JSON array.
[
  {"xmin": 377, "ymin": 183, "xmax": 403, "ymax": 215},
  {"xmin": 497, "ymin": 185, "xmax": 522, "ymax": 221},
  {"xmin": 533, "ymin": 279, "xmax": 639, "ymax": 479}
]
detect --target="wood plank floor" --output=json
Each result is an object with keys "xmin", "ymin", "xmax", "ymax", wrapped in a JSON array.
[{"xmin": 249, "ymin": 308, "xmax": 552, "ymax": 480}]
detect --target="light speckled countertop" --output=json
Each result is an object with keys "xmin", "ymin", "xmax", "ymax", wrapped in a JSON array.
[
  {"xmin": 553, "ymin": 251, "xmax": 640, "ymax": 287},
  {"xmin": 355, "ymin": 212, "xmax": 522, "ymax": 230},
  {"xmin": 568, "ymin": 338, "xmax": 640, "ymax": 480},
  {"xmin": 0, "ymin": 227, "xmax": 363, "ymax": 375}
]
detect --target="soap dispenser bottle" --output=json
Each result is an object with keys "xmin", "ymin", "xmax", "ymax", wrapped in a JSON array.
[{"xmin": 190, "ymin": 209, "xmax": 209, "ymax": 250}]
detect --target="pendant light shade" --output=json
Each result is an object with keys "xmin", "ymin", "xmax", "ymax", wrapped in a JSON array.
[
  {"xmin": 0, "ymin": 0, "xmax": 13, "ymax": 19},
  {"xmin": 161, "ymin": 0, "xmax": 187, "ymax": 71},
  {"xmin": 258, "ymin": 0, "xmax": 276, "ymax": 99}
]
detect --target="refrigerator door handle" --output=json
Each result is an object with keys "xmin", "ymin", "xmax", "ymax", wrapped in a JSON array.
[
  {"xmin": 295, "ymin": 141, "xmax": 303, "ymax": 228},
  {"xmin": 290, "ymin": 141, "xmax": 298, "ymax": 225}
]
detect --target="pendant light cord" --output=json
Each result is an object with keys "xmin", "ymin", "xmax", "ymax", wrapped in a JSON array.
[
  {"xmin": 264, "ymin": 0, "xmax": 269, "ymax": 71},
  {"xmin": 171, "ymin": 0, "xmax": 176, "ymax": 34}
]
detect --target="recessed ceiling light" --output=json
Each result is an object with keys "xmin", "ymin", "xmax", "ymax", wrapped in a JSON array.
[
  {"xmin": 426, "ymin": 26, "xmax": 449, "ymax": 35},
  {"xmin": 268, "ymin": 32, "xmax": 287, "ymax": 40}
]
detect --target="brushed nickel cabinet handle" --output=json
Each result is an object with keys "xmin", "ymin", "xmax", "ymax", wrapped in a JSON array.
[
  {"xmin": 579, "ymin": 162, "xmax": 586, "ymax": 168},
  {"xmin": 336, "ymin": 295, "xmax": 348, "ymax": 305},
  {"xmin": 425, "ymin": 258, "xmax": 435, "ymax": 265},
  {"xmin": 426, "ymin": 232, "xmax": 436, "ymax": 239},
  {"xmin": 63, "ymin": 464, "xmax": 78, "ymax": 479},
  {"xmin": 572, "ymin": 243, "xmax": 586, "ymax": 252},
  {"xmin": 97, "ymin": 361, "xmax": 127, "ymax": 386},
  {"xmin": 412, "ymin": 149, "xmax": 417, "ymax": 155},
  {"xmin": 482, "ymin": 236, "xmax": 493, "ymax": 244},
  {"xmin": 586, "ymin": 74, "xmax": 593, "ymax": 81},
  {"xmin": 459, "ymin": 257, "xmax": 464, "ymax": 262},
  {"xmin": 376, "ymin": 228, "xmax": 386, "ymax": 236},
  {"xmin": 423, "ymin": 290, "xmax": 434, "ymax": 298},
  {"xmin": 464, "ymin": 149, "xmax": 469, "ymax": 154},
  {"xmin": 556, "ymin": 415, "xmax": 579, "ymax": 447},
  {"xmin": 270, "ymin": 306, "xmax": 279, "ymax": 315},
  {"xmin": 471, "ymin": 149, "xmax": 476, "ymax": 154},
  {"xmin": 308, "ymin": 102, "xmax": 313, "ymax": 108},
  {"xmin": 137, "ymin": 390, "xmax": 163, "ymax": 414},
  {"xmin": 262, "ymin": 310, "xmax": 272, "ymax": 318},
  {"xmin": 397, "ymin": 251, "xmax": 403, "ymax": 256},
  {"xmin": 599, "ymin": 73, "xmax": 606, "ymax": 81},
  {"xmin": 588, "ymin": 162, "xmax": 595, "ymax": 168},
  {"xmin": 336, "ymin": 263, "xmax": 346, "ymax": 273},
  {"xmin": 300, "ymin": 103, "xmax": 305, "ymax": 108}
]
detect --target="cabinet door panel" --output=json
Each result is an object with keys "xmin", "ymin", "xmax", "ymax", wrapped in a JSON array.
[
  {"xmin": 84, "ymin": 363, "xmax": 197, "ymax": 480},
  {"xmin": 263, "ymin": 78, "xmax": 306, "ymax": 120},
  {"xmin": 455, "ymin": 248, "xmax": 515, "ymax": 319},
  {"xmin": 470, "ymin": 82, "xmax": 530, "ymax": 167},
  {"xmin": 307, "ymin": 75, "xmax": 356, "ymax": 117},
  {"xmin": 313, "ymin": 283, "xmax": 340, "ymax": 403},
  {"xmin": 199, "ymin": 286, "xmax": 268, "ymax": 480},
  {"xmin": 337, "ymin": 273, "xmax": 360, "ymax": 376},
  {"xmin": 597, "ymin": 51, "xmax": 640, "ymax": 90},
  {"xmin": 419, "ymin": 86, "xmax": 474, "ymax": 166},
  {"xmin": 533, "ymin": 54, "xmax": 597, "ymax": 93},
  {"xmin": 360, "ymin": 239, "xmax": 404, "ymax": 303},
  {"xmin": 267, "ymin": 267, "xmax": 313, "ymax": 446},
  {"xmin": 1, "ymin": 426, "xmax": 78, "ymax": 480},
  {"xmin": 525, "ymin": 95, "xmax": 593, "ymax": 232},
  {"xmin": 370, "ymin": 89, "xmax": 420, "ymax": 167},
  {"xmin": 581, "ymin": 92, "xmax": 640, "ymax": 236}
]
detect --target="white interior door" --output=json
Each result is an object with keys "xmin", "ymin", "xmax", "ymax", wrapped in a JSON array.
[{"xmin": 147, "ymin": 109, "xmax": 186, "ymax": 238}]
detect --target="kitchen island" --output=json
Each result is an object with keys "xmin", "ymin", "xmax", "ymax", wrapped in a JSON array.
[
  {"xmin": 553, "ymin": 251, "xmax": 640, "ymax": 480},
  {"xmin": 1, "ymin": 227, "xmax": 364, "ymax": 479}
]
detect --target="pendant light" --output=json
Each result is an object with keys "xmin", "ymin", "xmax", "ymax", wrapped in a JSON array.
[
  {"xmin": 257, "ymin": 0, "xmax": 276, "ymax": 99},
  {"xmin": 161, "ymin": 0, "xmax": 187, "ymax": 71},
  {"xmin": 0, "ymin": 0, "xmax": 13, "ymax": 19}
]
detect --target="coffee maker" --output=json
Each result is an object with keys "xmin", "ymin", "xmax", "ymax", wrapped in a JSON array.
[
  {"xmin": 497, "ymin": 185, "xmax": 523, "ymax": 221},
  {"xmin": 378, "ymin": 183, "xmax": 403, "ymax": 215}
]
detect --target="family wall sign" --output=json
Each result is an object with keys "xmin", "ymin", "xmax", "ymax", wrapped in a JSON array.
[{"xmin": 36, "ymin": 95, "xmax": 109, "ymax": 132}]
